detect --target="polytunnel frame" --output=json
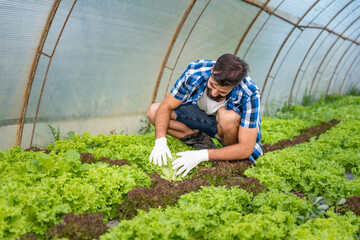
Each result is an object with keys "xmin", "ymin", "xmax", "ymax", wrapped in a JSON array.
[
  {"xmin": 15, "ymin": 0, "xmax": 77, "ymax": 147},
  {"xmin": 256, "ymin": 0, "xmax": 360, "ymax": 106},
  {"xmin": 309, "ymin": 7, "xmax": 360, "ymax": 96},
  {"xmin": 251, "ymin": 0, "xmax": 322, "ymax": 108},
  {"xmin": 326, "ymin": 30, "xmax": 360, "ymax": 95},
  {"xmin": 153, "ymin": 0, "xmax": 360, "ymax": 112},
  {"xmin": 310, "ymin": 16, "xmax": 360, "ymax": 96},
  {"xmin": 236, "ymin": 0, "xmax": 284, "ymax": 60},
  {"xmin": 324, "ymin": 26, "xmax": 360, "ymax": 95},
  {"xmin": 291, "ymin": 0, "xmax": 359, "ymax": 103},
  {"xmin": 340, "ymin": 50, "xmax": 360, "ymax": 93},
  {"xmin": 14, "ymin": 0, "xmax": 360, "ymax": 147},
  {"xmin": 151, "ymin": 0, "xmax": 197, "ymax": 103},
  {"xmin": 162, "ymin": 0, "xmax": 212, "ymax": 97}
]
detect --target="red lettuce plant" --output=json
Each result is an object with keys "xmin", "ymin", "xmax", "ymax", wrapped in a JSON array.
[
  {"xmin": 262, "ymin": 119, "xmax": 340, "ymax": 153},
  {"xmin": 338, "ymin": 196, "xmax": 360, "ymax": 216},
  {"xmin": 18, "ymin": 233, "xmax": 37, "ymax": 240},
  {"xmin": 117, "ymin": 160, "xmax": 266, "ymax": 220},
  {"xmin": 79, "ymin": 153, "xmax": 131, "ymax": 167},
  {"xmin": 45, "ymin": 212, "xmax": 107, "ymax": 240},
  {"xmin": 98, "ymin": 157, "xmax": 131, "ymax": 167},
  {"xmin": 80, "ymin": 153, "xmax": 97, "ymax": 164}
]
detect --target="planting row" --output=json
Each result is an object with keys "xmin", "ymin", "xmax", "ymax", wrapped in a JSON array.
[
  {"xmin": 0, "ymin": 96, "xmax": 359, "ymax": 239},
  {"xmin": 102, "ymin": 186, "xmax": 360, "ymax": 239}
]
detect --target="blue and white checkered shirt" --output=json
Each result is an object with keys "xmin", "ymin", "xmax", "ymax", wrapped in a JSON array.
[{"xmin": 171, "ymin": 59, "xmax": 263, "ymax": 162}]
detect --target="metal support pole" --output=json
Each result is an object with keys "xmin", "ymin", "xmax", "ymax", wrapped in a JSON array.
[
  {"xmin": 29, "ymin": 0, "xmax": 78, "ymax": 147},
  {"xmin": 15, "ymin": 0, "xmax": 61, "ymax": 146},
  {"xmin": 151, "ymin": 0, "xmax": 196, "ymax": 103}
]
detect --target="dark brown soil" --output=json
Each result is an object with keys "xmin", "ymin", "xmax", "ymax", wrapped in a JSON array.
[{"xmin": 262, "ymin": 119, "xmax": 340, "ymax": 153}]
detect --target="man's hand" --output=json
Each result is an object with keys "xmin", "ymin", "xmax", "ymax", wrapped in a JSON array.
[
  {"xmin": 172, "ymin": 149, "xmax": 209, "ymax": 177},
  {"xmin": 149, "ymin": 138, "xmax": 172, "ymax": 166}
]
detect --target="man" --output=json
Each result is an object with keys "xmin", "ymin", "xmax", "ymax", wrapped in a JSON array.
[{"xmin": 147, "ymin": 53, "xmax": 262, "ymax": 177}]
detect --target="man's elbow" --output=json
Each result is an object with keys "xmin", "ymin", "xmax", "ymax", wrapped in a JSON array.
[{"xmin": 242, "ymin": 144, "xmax": 255, "ymax": 159}]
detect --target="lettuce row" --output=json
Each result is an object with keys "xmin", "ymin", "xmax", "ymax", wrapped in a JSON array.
[
  {"xmin": 261, "ymin": 117, "xmax": 311, "ymax": 145},
  {"xmin": 0, "ymin": 148, "xmax": 150, "ymax": 239},
  {"xmin": 47, "ymin": 132, "xmax": 195, "ymax": 174},
  {"xmin": 274, "ymin": 95, "xmax": 360, "ymax": 125},
  {"xmin": 245, "ymin": 119, "xmax": 360, "ymax": 201},
  {"xmin": 101, "ymin": 186, "xmax": 360, "ymax": 240}
]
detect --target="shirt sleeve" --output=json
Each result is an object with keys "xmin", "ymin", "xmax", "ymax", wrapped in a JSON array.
[
  {"xmin": 240, "ymin": 93, "xmax": 261, "ymax": 128},
  {"xmin": 170, "ymin": 65, "xmax": 192, "ymax": 101}
]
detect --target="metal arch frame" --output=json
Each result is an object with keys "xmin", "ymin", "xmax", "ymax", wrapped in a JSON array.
[
  {"xmin": 263, "ymin": 0, "xmax": 336, "ymax": 106},
  {"xmin": 297, "ymin": 25, "xmax": 360, "ymax": 44},
  {"xmin": 162, "ymin": 0, "xmax": 211, "ymax": 97},
  {"xmin": 239, "ymin": 0, "xmax": 287, "ymax": 60},
  {"xmin": 261, "ymin": 0, "xmax": 320, "ymax": 108},
  {"xmin": 154, "ymin": 0, "xmax": 272, "ymax": 102},
  {"xmin": 310, "ymin": 16, "xmax": 360, "ymax": 95},
  {"xmin": 290, "ymin": 0, "xmax": 354, "ymax": 104},
  {"xmin": 234, "ymin": 0, "xmax": 271, "ymax": 56},
  {"xmin": 309, "ymin": 15, "xmax": 360, "ymax": 96},
  {"xmin": 151, "ymin": 0, "xmax": 197, "ymax": 104},
  {"xmin": 28, "ymin": 0, "xmax": 78, "ymax": 147},
  {"xmin": 15, "ymin": 0, "xmax": 61, "ymax": 146},
  {"xmin": 342, "ymin": 53, "xmax": 360, "ymax": 93},
  {"xmin": 331, "ymin": 41, "xmax": 360, "ymax": 94},
  {"xmin": 235, "ymin": 0, "xmax": 359, "ymax": 106},
  {"xmin": 339, "ymin": 50, "xmax": 360, "ymax": 94},
  {"xmin": 239, "ymin": 0, "xmax": 302, "ymax": 31},
  {"xmin": 324, "ymin": 29, "xmax": 360, "ymax": 95}
]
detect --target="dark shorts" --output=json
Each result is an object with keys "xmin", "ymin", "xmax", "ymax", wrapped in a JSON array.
[{"xmin": 174, "ymin": 103, "xmax": 217, "ymax": 137}]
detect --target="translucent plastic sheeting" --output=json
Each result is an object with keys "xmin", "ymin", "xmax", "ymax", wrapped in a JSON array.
[
  {"xmin": 314, "ymin": 40, "xmax": 350, "ymax": 95},
  {"xmin": 0, "ymin": 0, "xmax": 54, "ymax": 149},
  {"xmin": 338, "ymin": 48, "xmax": 360, "ymax": 95},
  {"xmin": 324, "ymin": 31, "xmax": 360, "ymax": 95},
  {"xmin": 242, "ymin": 15, "xmax": 294, "ymax": 104},
  {"xmin": 261, "ymin": 29, "xmax": 304, "ymax": 111},
  {"xmin": 22, "ymin": 0, "xmax": 191, "ymax": 148},
  {"xmin": 156, "ymin": 0, "xmax": 260, "ymax": 102},
  {"xmin": 274, "ymin": 0, "xmax": 315, "ymax": 23},
  {"xmin": 310, "ymin": 5, "xmax": 360, "ymax": 98},
  {"xmin": 299, "ymin": 0, "xmax": 336, "ymax": 26},
  {"xmin": 1, "ymin": 0, "xmax": 360, "ymax": 150},
  {"xmin": 332, "ymin": 45, "xmax": 360, "ymax": 95}
]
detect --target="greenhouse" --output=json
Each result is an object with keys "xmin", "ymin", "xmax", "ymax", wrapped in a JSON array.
[{"xmin": 0, "ymin": 0, "xmax": 359, "ymax": 239}]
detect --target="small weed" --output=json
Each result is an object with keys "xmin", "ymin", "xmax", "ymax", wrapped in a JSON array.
[
  {"xmin": 138, "ymin": 117, "xmax": 154, "ymax": 135},
  {"xmin": 297, "ymin": 194, "xmax": 329, "ymax": 224},
  {"xmin": 48, "ymin": 124, "xmax": 75, "ymax": 142},
  {"xmin": 347, "ymin": 86, "xmax": 360, "ymax": 96},
  {"xmin": 48, "ymin": 124, "xmax": 61, "ymax": 142}
]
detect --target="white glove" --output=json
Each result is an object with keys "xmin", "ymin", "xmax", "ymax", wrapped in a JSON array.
[
  {"xmin": 172, "ymin": 149, "xmax": 209, "ymax": 177},
  {"xmin": 149, "ymin": 137, "xmax": 172, "ymax": 166}
]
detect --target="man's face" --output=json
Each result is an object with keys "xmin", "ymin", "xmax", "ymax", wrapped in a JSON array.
[{"xmin": 207, "ymin": 73, "xmax": 233, "ymax": 101}]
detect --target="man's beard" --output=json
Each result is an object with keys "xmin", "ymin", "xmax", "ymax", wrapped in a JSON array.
[{"xmin": 207, "ymin": 87, "xmax": 224, "ymax": 101}]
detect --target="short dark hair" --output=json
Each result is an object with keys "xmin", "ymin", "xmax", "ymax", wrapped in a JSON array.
[{"xmin": 212, "ymin": 53, "xmax": 249, "ymax": 86}]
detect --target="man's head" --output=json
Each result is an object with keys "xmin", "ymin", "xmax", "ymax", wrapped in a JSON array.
[
  {"xmin": 212, "ymin": 53, "xmax": 249, "ymax": 86},
  {"xmin": 206, "ymin": 54, "xmax": 249, "ymax": 101}
]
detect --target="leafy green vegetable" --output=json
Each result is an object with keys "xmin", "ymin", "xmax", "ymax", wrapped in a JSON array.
[
  {"xmin": 261, "ymin": 117, "xmax": 310, "ymax": 145},
  {"xmin": 0, "ymin": 148, "xmax": 150, "ymax": 238}
]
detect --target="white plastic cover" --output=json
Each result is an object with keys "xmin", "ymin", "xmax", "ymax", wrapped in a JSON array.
[{"xmin": 0, "ymin": 0, "xmax": 359, "ymax": 150}]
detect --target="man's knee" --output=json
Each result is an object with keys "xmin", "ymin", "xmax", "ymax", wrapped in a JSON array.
[
  {"xmin": 146, "ymin": 102, "xmax": 160, "ymax": 124},
  {"xmin": 217, "ymin": 107, "xmax": 240, "ymax": 129}
]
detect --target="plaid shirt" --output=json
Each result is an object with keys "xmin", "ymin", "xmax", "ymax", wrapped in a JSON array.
[{"xmin": 171, "ymin": 59, "xmax": 263, "ymax": 162}]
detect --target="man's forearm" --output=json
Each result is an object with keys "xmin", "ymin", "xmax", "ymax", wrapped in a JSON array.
[
  {"xmin": 208, "ymin": 143, "xmax": 254, "ymax": 161},
  {"xmin": 154, "ymin": 105, "xmax": 172, "ymax": 139}
]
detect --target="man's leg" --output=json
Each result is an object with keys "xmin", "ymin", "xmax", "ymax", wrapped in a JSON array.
[
  {"xmin": 147, "ymin": 103, "xmax": 218, "ymax": 149},
  {"xmin": 147, "ymin": 102, "xmax": 196, "ymax": 139},
  {"xmin": 216, "ymin": 106, "xmax": 240, "ymax": 146}
]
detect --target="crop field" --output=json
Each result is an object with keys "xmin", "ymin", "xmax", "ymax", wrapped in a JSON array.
[{"xmin": 1, "ymin": 95, "xmax": 359, "ymax": 239}]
